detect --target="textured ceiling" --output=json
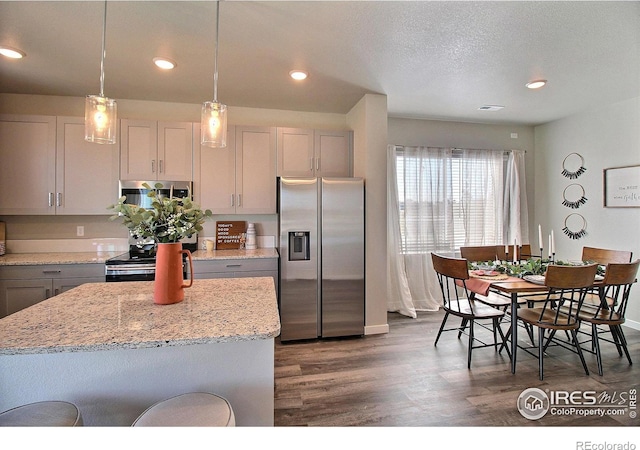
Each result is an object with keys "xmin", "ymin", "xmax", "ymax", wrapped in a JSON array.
[{"xmin": 1, "ymin": 1, "xmax": 639, "ymax": 126}]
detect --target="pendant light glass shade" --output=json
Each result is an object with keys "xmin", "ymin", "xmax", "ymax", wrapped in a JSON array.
[
  {"xmin": 85, "ymin": 1, "xmax": 117, "ymax": 144},
  {"xmin": 85, "ymin": 95, "xmax": 117, "ymax": 144},
  {"xmin": 201, "ymin": 101, "xmax": 227, "ymax": 147},
  {"xmin": 201, "ymin": 1, "xmax": 227, "ymax": 148}
]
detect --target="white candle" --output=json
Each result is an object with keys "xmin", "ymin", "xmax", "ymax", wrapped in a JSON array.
[
  {"xmin": 513, "ymin": 237, "xmax": 517, "ymax": 263},
  {"xmin": 551, "ymin": 230, "xmax": 555, "ymax": 254},
  {"xmin": 538, "ymin": 225, "xmax": 543, "ymax": 250},
  {"xmin": 548, "ymin": 235, "xmax": 552, "ymax": 259}
]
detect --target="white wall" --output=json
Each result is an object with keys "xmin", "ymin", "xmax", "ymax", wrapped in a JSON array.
[
  {"xmin": 348, "ymin": 94, "xmax": 389, "ymax": 336},
  {"xmin": 534, "ymin": 96, "xmax": 640, "ymax": 328}
]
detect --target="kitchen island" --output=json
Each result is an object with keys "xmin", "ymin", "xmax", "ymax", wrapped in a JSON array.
[{"xmin": 0, "ymin": 277, "xmax": 280, "ymax": 426}]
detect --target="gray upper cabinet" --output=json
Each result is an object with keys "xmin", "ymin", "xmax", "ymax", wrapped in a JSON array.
[
  {"xmin": 120, "ymin": 119, "xmax": 193, "ymax": 181},
  {"xmin": 277, "ymin": 128, "xmax": 352, "ymax": 178},
  {"xmin": 194, "ymin": 125, "xmax": 277, "ymax": 214},
  {"xmin": 0, "ymin": 115, "xmax": 118, "ymax": 215}
]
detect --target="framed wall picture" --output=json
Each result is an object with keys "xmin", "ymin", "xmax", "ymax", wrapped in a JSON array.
[{"xmin": 603, "ymin": 165, "xmax": 640, "ymax": 208}]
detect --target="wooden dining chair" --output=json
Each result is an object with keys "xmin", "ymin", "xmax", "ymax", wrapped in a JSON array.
[
  {"xmin": 460, "ymin": 245, "xmax": 500, "ymax": 263},
  {"xmin": 431, "ymin": 253, "xmax": 507, "ymax": 369},
  {"xmin": 515, "ymin": 263, "xmax": 598, "ymax": 380},
  {"xmin": 575, "ymin": 259, "xmax": 639, "ymax": 376},
  {"xmin": 496, "ymin": 244, "xmax": 533, "ymax": 261},
  {"xmin": 581, "ymin": 246, "xmax": 632, "ymax": 264},
  {"xmin": 581, "ymin": 246, "xmax": 632, "ymax": 308}
]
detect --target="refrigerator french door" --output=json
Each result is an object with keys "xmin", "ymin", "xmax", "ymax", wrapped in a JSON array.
[{"xmin": 278, "ymin": 177, "xmax": 365, "ymax": 341}]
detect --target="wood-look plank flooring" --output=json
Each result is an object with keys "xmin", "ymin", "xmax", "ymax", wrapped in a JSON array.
[{"xmin": 274, "ymin": 310, "xmax": 639, "ymax": 426}]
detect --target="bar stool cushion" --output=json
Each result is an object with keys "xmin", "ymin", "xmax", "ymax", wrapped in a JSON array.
[
  {"xmin": 0, "ymin": 401, "xmax": 82, "ymax": 427},
  {"xmin": 132, "ymin": 392, "xmax": 235, "ymax": 427}
]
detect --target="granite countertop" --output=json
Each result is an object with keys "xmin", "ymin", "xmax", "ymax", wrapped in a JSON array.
[
  {"xmin": 0, "ymin": 252, "xmax": 121, "ymax": 266},
  {"xmin": 191, "ymin": 248, "xmax": 278, "ymax": 260},
  {"xmin": 0, "ymin": 277, "xmax": 280, "ymax": 355},
  {"xmin": 0, "ymin": 248, "xmax": 279, "ymax": 266}
]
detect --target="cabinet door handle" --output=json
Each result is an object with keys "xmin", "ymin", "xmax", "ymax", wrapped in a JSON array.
[
  {"xmin": 45, "ymin": 288, "xmax": 51, "ymax": 298},
  {"xmin": 237, "ymin": 194, "xmax": 241, "ymax": 207},
  {"xmin": 48, "ymin": 192, "xmax": 54, "ymax": 207},
  {"xmin": 56, "ymin": 192, "xmax": 62, "ymax": 207},
  {"xmin": 159, "ymin": 160, "xmax": 164, "ymax": 173},
  {"xmin": 316, "ymin": 157, "xmax": 320, "ymax": 171},
  {"xmin": 230, "ymin": 194, "xmax": 234, "ymax": 207},
  {"xmin": 226, "ymin": 264, "xmax": 242, "ymax": 268},
  {"xmin": 54, "ymin": 288, "xmax": 59, "ymax": 296},
  {"xmin": 310, "ymin": 158, "xmax": 314, "ymax": 171},
  {"xmin": 151, "ymin": 159, "xmax": 156, "ymax": 173},
  {"xmin": 42, "ymin": 270, "xmax": 62, "ymax": 274}
]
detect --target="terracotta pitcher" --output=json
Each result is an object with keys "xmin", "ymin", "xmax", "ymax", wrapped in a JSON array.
[{"xmin": 153, "ymin": 242, "xmax": 194, "ymax": 305}]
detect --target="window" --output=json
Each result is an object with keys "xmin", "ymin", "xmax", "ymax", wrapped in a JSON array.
[{"xmin": 395, "ymin": 147, "xmax": 507, "ymax": 254}]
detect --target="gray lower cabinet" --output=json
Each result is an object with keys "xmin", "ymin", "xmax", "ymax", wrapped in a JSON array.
[
  {"xmin": 191, "ymin": 258, "xmax": 278, "ymax": 292},
  {"xmin": 0, "ymin": 264, "xmax": 105, "ymax": 318}
]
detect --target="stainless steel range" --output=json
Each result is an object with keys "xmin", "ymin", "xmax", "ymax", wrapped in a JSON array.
[{"xmin": 105, "ymin": 243, "xmax": 197, "ymax": 282}]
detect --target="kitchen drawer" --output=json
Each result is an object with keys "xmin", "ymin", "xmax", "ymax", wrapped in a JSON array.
[
  {"xmin": 0, "ymin": 263, "xmax": 105, "ymax": 280},
  {"xmin": 192, "ymin": 258, "xmax": 277, "ymax": 275}
]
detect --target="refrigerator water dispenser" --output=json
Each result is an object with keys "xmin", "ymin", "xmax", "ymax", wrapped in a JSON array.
[{"xmin": 288, "ymin": 231, "xmax": 310, "ymax": 261}]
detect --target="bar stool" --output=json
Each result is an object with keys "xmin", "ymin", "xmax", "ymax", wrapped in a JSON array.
[
  {"xmin": 132, "ymin": 392, "xmax": 235, "ymax": 427},
  {"xmin": 0, "ymin": 401, "xmax": 83, "ymax": 427}
]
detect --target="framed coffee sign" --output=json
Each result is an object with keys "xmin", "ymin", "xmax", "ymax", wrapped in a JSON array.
[
  {"xmin": 603, "ymin": 165, "xmax": 640, "ymax": 208},
  {"xmin": 216, "ymin": 221, "xmax": 247, "ymax": 249}
]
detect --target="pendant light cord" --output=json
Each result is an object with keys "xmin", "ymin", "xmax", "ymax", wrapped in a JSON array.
[
  {"xmin": 213, "ymin": 0, "xmax": 220, "ymax": 102},
  {"xmin": 99, "ymin": 0, "xmax": 108, "ymax": 97}
]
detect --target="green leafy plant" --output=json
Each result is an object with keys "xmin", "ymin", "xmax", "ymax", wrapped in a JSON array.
[{"xmin": 108, "ymin": 182, "xmax": 212, "ymax": 244}]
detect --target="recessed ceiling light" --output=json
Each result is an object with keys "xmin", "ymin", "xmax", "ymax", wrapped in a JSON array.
[
  {"xmin": 526, "ymin": 79, "xmax": 547, "ymax": 89},
  {"xmin": 289, "ymin": 70, "xmax": 308, "ymax": 81},
  {"xmin": 153, "ymin": 57, "xmax": 176, "ymax": 70},
  {"xmin": 0, "ymin": 46, "xmax": 26, "ymax": 59},
  {"xmin": 478, "ymin": 105, "xmax": 504, "ymax": 111}
]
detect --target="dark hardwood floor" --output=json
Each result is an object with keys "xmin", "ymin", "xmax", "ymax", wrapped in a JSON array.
[{"xmin": 274, "ymin": 310, "xmax": 639, "ymax": 427}]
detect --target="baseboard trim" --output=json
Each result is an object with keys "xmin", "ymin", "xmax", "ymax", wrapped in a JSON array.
[
  {"xmin": 365, "ymin": 323, "xmax": 389, "ymax": 335},
  {"xmin": 623, "ymin": 319, "xmax": 640, "ymax": 331}
]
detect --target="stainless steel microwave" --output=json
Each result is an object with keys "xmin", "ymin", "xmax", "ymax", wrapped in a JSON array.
[{"xmin": 119, "ymin": 180, "xmax": 193, "ymax": 208}]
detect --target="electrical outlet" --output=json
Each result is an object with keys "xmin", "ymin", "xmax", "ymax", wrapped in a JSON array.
[{"xmin": 77, "ymin": 226, "xmax": 84, "ymax": 237}]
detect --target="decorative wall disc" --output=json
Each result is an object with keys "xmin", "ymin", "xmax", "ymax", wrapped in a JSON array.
[
  {"xmin": 562, "ymin": 183, "xmax": 588, "ymax": 209},
  {"xmin": 562, "ymin": 213, "xmax": 587, "ymax": 240},
  {"xmin": 561, "ymin": 152, "xmax": 586, "ymax": 179}
]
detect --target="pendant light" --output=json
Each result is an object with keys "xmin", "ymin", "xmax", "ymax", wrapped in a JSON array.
[
  {"xmin": 85, "ymin": 0, "xmax": 117, "ymax": 144},
  {"xmin": 201, "ymin": 0, "xmax": 227, "ymax": 148}
]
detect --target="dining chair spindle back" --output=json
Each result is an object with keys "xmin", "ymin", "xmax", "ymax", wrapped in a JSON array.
[
  {"xmin": 431, "ymin": 253, "xmax": 507, "ymax": 369},
  {"xmin": 576, "ymin": 259, "xmax": 640, "ymax": 376},
  {"xmin": 515, "ymin": 263, "xmax": 598, "ymax": 380}
]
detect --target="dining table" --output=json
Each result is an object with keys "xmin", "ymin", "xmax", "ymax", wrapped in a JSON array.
[
  {"xmin": 464, "ymin": 267, "xmax": 605, "ymax": 374},
  {"xmin": 463, "ymin": 271, "xmax": 547, "ymax": 373}
]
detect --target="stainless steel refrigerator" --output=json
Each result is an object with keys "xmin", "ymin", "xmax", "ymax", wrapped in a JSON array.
[{"xmin": 278, "ymin": 177, "xmax": 365, "ymax": 341}]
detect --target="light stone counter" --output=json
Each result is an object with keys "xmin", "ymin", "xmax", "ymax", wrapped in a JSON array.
[
  {"xmin": 191, "ymin": 247, "xmax": 278, "ymax": 260},
  {"xmin": 0, "ymin": 248, "xmax": 278, "ymax": 266},
  {"xmin": 0, "ymin": 277, "xmax": 280, "ymax": 355},
  {"xmin": 0, "ymin": 277, "xmax": 280, "ymax": 425},
  {"xmin": 0, "ymin": 251, "xmax": 120, "ymax": 266}
]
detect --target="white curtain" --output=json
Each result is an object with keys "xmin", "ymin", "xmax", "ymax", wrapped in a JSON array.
[
  {"xmin": 460, "ymin": 149, "xmax": 505, "ymax": 245},
  {"xmin": 387, "ymin": 145, "xmax": 529, "ymax": 317},
  {"xmin": 503, "ymin": 149, "xmax": 529, "ymax": 245}
]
